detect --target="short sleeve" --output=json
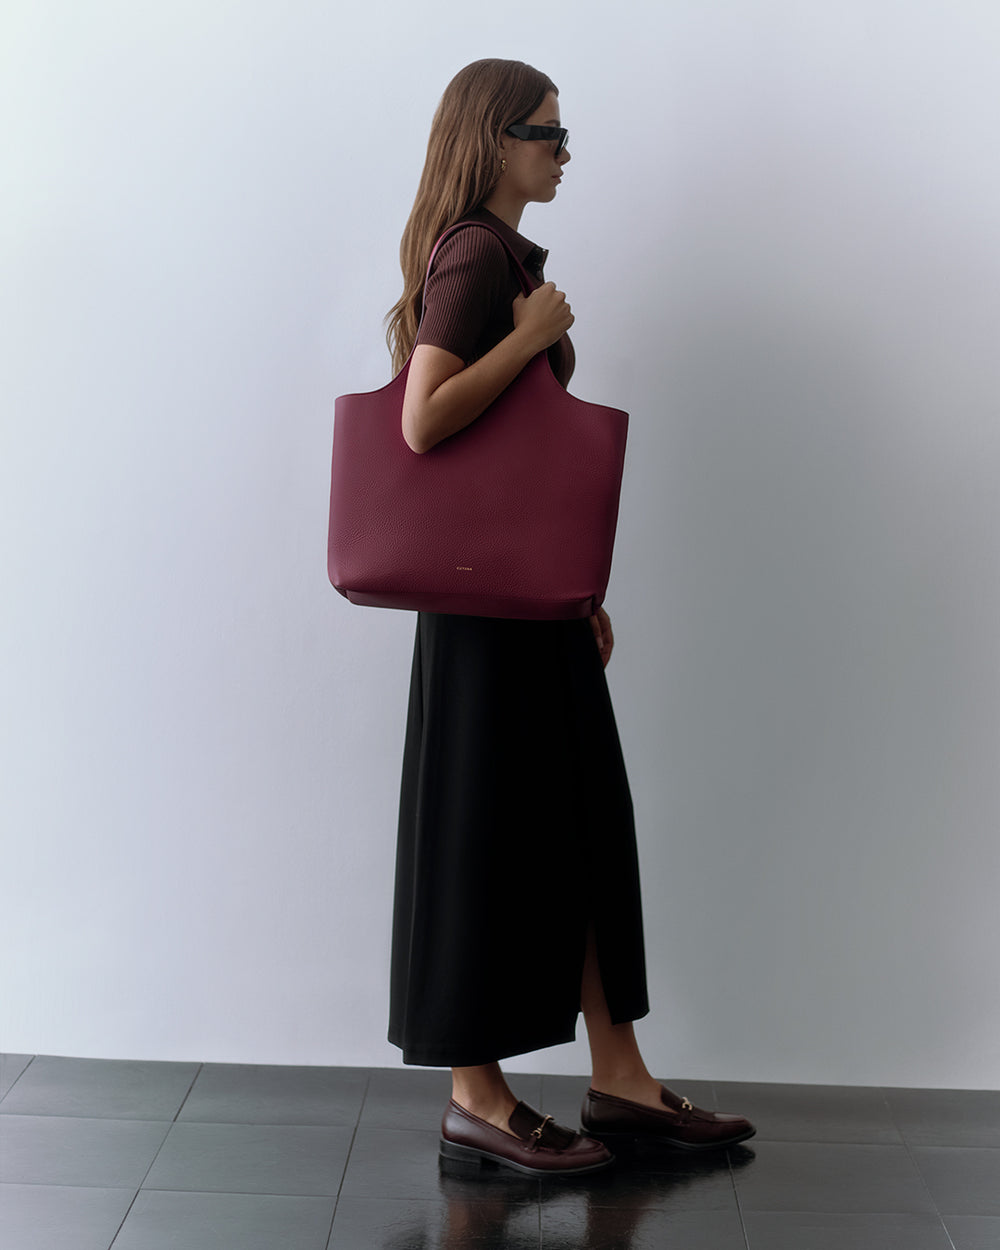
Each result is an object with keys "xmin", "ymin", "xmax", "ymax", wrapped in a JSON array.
[{"xmin": 415, "ymin": 227, "xmax": 513, "ymax": 364}]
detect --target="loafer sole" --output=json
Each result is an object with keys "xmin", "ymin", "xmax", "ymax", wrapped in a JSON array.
[
  {"xmin": 585, "ymin": 1125, "xmax": 756, "ymax": 1152},
  {"xmin": 439, "ymin": 1137, "xmax": 614, "ymax": 1176}
]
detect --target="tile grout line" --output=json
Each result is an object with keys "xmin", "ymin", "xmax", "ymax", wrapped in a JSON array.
[
  {"xmin": 0, "ymin": 1054, "xmax": 38, "ymax": 1110},
  {"xmin": 105, "ymin": 1061, "xmax": 205, "ymax": 1250},
  {"xmin": 727, "ymin": 1146, "xmax": 754, "ymax": 1250},
  {"xmin": 171, "ymin": 1062, "xmax": 206, "ymax": 1123},
  {"xmin": 705, "ymin": 1080, "xmax": 755, "ymax": 1245},
  {"xmin": 710, "ymin": 1080, "xmax": 750, "ymax": 1245},
  {"xmin": 324, "ymin": 1068, "xmax": 372, "ymax": 1250},
  {"xmin": 717, "ymin": 1081, "xmax": 755, "ymax": 1250},
  {"xmin": 878, "ymin": 1085, "xmax": 959, "ymax": 1250}
]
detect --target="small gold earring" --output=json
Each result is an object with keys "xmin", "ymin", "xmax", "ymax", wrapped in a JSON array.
[{"xmin": 501, "ymin": 158, "xmax": 507, "ymax": 175}]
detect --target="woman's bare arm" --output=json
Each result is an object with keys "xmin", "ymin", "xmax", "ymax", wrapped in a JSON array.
[{"xmin": 401, "ymin": 282, "xmax": 573, "ymax": 454}]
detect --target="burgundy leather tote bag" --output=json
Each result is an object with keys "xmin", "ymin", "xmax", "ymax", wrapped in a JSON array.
[{"xmin": 327, "ymin": 221, "xmax": 628, "ymax": 620}]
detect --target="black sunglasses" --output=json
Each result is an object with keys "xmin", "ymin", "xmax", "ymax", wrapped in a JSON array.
[{"xmin": 505, "ymin": 124, "xmax": 569, "ymax": 158}]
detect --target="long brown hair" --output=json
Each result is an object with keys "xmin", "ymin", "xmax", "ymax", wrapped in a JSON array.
[{"xmin": 385, "ymin": 58, "xmax": 557, "ymax": 375}]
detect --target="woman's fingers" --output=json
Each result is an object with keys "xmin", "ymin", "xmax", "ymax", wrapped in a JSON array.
[
  {"xmin": 590, "ymin": 608, "xmax": 614, "ymax": 667},
  {"xmin": 512, "ymin": 282, "xmax": 574, "ymax": 349}
]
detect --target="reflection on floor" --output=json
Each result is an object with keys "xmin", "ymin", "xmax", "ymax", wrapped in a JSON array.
[{"xmin": 0, "ymin": 1055, "xmax": 998, "ymax": 1249}]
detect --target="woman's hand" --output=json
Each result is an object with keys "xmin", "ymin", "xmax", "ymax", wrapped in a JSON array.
[
  {"xmin": 512, "ymin": 282, "xmax": 574, "ymax": 354},
  {"xmin": 400, "ymin": 284, "xmax": 573, "ymax": 454},
  {"xmin": 590, "ymin": 606, "xmax": 614, "ymax": 667}
]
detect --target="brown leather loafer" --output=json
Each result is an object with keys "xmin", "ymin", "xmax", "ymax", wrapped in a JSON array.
[
  {"xmin": 581, "ymin": 1085, "xmax": 756, "ymax": 1151},
  {"xmin": 440, "ymin": 1099, "xmax": 614, "ymax": 1176}
]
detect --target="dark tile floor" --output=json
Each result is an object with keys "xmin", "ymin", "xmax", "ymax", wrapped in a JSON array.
[{"xmin": 1, "ymin": 1054, "xmax": 998, "ymax": 1248}]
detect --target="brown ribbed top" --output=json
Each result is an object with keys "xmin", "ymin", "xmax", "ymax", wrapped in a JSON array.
[{"xmin": 415, "ymin": 207, "xmax": 575, "ymax": 389}]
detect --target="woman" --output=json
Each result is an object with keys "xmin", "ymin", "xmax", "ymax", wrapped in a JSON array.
[{"xmin": 384, "ymin": 59, "xmax": 754, "ymax": 1176}]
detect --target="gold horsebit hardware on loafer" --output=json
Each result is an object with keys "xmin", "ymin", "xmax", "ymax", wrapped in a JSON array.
[
  {"xmin": 680, "ymin": 1097, "xmax": 694, "ymax": 1111},
  {"xmin": 528, "ymin": 1114, "xmax": 554, "ymax": 1149}
]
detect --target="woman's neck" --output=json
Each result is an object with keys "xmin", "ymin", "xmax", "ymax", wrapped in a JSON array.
[{"xmin": 480, "ymin": 190, "xmax": 525, "ymax": 232}]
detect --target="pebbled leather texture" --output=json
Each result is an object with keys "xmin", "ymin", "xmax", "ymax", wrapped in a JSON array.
[
  {"xmin": 441, "ymin": 1099, "xmax": 613, "ymax": 1174},
  {"xmin": 328, "ymin": 221, "xmax": 628, "ymax": 620},
  {"xmin": 581, "ymin": 1085, "xmax": 756, "ymax": 1150}
]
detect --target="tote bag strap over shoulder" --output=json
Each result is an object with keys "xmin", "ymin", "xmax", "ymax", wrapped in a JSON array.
[
  {"xmin": 412, "ymin": 220, "xmax": 538, "ymax": 352},
  {"xmin": 424, "ymin": 220, "xmax": 536, "ymax": 302}
]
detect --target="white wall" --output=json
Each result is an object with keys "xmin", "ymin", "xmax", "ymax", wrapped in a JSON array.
[{"xmin": 2, "ymin": 0, "xmax": 998, "ymax": 1088}]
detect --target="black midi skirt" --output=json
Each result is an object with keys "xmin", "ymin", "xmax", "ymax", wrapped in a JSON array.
[{"xmin": 388, "ymin": 612, "xmax": 649, "ymax": 1068}]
